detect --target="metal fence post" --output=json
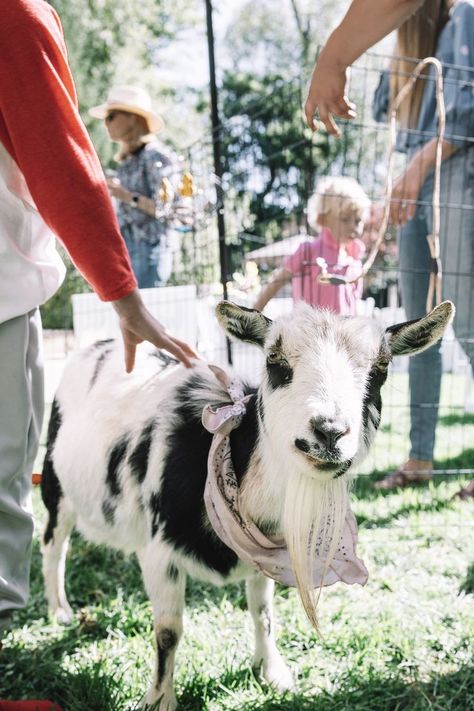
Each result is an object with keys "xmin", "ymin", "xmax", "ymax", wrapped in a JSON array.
[{"xmin": 204, "ymin": 0, "xmax": 232, "ymax": 364}]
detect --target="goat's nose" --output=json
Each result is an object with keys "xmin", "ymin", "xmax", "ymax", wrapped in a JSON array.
[{"xmin": 310, "ymin": 417, "xmax": 349, "ymax": 450}]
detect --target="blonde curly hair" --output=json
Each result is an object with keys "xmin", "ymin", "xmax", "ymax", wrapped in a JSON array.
[{"xmin": 307, "ymin": 176, "xmax": 370, "ymax": 231}]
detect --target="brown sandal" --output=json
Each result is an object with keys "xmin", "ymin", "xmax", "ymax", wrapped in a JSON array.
[
  {"xmin": 452, "ymin": 480, "xmax": 474, "ymax": 501},
  {"xmin": 375, "ymin": 469, "xmax": 432, "ymax": 490}
]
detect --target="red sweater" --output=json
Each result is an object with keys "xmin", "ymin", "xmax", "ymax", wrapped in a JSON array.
[{"xmin": 0, "ymin": 0, "xmax": 137, "ymax": 302}]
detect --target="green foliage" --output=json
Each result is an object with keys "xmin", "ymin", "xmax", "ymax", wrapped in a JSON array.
[
  {"xmin": 40, "ymin": 247, "xmax": 91, "ymax": 330},
  {"xmin": 219, "ymin": 71, "xmax": 343, "ymax": 256},
  {"xmin": 49, "ymin": 0, "xmax": 199, "ymax": 164},
  {"xmin": 224, "ymin": 0, "xmax": 345, "ymax": 74},
  {"xmin": 212, "ymin": 1, "xmax": 352, "ymax": 264}
]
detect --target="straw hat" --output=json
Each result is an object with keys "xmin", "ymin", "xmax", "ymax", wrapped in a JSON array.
[{"xmin": 89, "ymin": 86, "xmax": 164, "ymax": 134}]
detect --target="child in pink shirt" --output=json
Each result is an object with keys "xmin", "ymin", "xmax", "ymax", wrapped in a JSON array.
[{"xmin": 254, "ymin": 176, "xmax": 370, "ymax": 315}]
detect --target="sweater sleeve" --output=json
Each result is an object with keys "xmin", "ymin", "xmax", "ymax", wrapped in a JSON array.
[{"xmin": 0, "ymin": 0, "xmax": 137, "ymax": 302}]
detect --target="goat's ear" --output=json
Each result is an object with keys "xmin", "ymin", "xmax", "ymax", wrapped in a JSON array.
[
  {"xmin": 216, "ymin": 301, "xmax": 272, "ymax": 347},
  {"xmin": 386, "ymin": 301, "xmax": 455, "ymax": 356}
]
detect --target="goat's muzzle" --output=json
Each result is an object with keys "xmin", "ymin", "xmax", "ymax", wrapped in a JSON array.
[{"xmin": 294, "ymin": 438, "xmax": 350, "ymax": 478}]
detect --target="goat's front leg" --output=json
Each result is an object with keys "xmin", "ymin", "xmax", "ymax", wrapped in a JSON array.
[
  {"xmin": 246, "ymin": 573, "xmax": 295, "ymax": 692},
  {"xmin": 138, "ymin": 545, "xmax": 186, "ymax": 711}
]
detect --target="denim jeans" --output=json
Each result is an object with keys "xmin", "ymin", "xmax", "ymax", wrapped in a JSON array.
[
  {"xmin": 398, "ymin": 146, "xmax": 474, "ymax": 461},
  {"xmin": 123, "ymin": 233, "xmax": 173, "ymax": 289}
]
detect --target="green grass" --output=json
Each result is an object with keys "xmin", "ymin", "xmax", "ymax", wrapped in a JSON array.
[{"xmin": 1, "ymin": 373, "xmax": 473, "ymax": 710}]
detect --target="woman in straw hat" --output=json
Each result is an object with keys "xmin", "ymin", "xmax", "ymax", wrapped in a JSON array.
[{"xmin": 90, "ymin": 86, "xmax": 177, "ymax": 288}]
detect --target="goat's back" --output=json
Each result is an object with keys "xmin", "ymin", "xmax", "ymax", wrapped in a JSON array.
[{"xmin": 45, "ymin": 341, "xmax": 232, "ymax": 554}]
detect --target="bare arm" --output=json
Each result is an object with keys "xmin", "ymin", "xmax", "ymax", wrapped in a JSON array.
[
  {"xmin": 304, "ymin": 0, "xmax": 425, "ymax": 135},
  {"xmin": 254, "ymin": 268, "xmax": 292, "ymax": 311}
]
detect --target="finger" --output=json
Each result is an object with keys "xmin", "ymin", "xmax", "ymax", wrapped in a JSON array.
[
  {"xmin": 334, "ymin": 96, "xmax": 357, "ymax": 119},
  {"xmin": 304, "ymin": 100, "xmax": 317, "ymax": 130},
  {"xmin": 161, "ymin": 338, "xmax": 194, "ymax": 368},
  {"xmin": 171, "ymin": 337, "xmax": 200, "ymax": 360},
  {"xmin": 335, "ymin": 107, "xmax": 357, "ymax": 120},
  {"xmin": 333, "ymin": 106, "xmax": 357, "ymax": 120},
  {"xmin": 124, "ymin": 341, "xmax": 137, "ymax": 374},
  {"xmin": 389, "ymin": 200, "xmax": 401, "ymax": 225},
  {"xmin": 336, "ymin": 105, "xmax": 357, "ymax": 119},
  {"xmin": 319, "ymin": 108, "xmax": 341, "ymax": 137},
  {"xmin": 406, "ymin": 201, "xmax": 417, "ymax": 221},
  {"xmin": 344, "ymin": 97, "xmax": 357, "ymax": 112},
  {"xmin": 398, "ymin": 203, "xmax": 408, "ymax": 225}
]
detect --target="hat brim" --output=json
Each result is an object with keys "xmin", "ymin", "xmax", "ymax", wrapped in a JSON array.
[{"xmin": 88, "ymin": 103, "xmax": 164, "ymax": 134}]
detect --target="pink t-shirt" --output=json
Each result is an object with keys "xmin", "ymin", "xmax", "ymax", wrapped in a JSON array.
[{"xmin": 282, "ymin": 228, "xmax": 365, "ymax": 315}]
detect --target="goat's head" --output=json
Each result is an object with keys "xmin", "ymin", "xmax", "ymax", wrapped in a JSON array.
[
  {"xmin": 217, "ymin": 300, "xmax": 454, "ymax": 481},
  {"xmin": 217, "ymin": 300, "xmax": 454, "ymax": 628}
]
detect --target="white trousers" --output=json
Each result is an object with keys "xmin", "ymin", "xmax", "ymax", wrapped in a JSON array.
[{"xmin": 0, "ymin": 309, "xmax": 44, "ymax": 636}]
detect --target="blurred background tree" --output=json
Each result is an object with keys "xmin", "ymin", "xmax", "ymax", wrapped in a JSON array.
[
  {"xmin": 207, "ymin": 0, "xmax": 348, "ymax": 268},
  {"xmin": 49, "ymin": 0, "xmax": 200, "ymax": 163}
]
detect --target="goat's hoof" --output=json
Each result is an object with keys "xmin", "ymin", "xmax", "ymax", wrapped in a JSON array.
[
  {"xmin": 53, "ymin": 606, "xmax": 74, "ymax": 625},
  {"xmin": 259, "ymin": 654, "xmax": 295, "ymax": 693},
  {"xmin": 143, "ymin": 685, "xmax": 177, "ymax": 711}
]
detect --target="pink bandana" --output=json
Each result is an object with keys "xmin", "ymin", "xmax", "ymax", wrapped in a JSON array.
[{"xmin": 202, "ymin": 365, "xmax": 368, "ymax": 589}]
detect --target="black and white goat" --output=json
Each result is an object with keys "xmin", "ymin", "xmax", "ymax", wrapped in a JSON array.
[{"xmin": 41, "ymin": 300, "xmax": 453, "ymax": 709}]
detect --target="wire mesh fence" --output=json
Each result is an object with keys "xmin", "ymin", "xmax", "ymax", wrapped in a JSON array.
[{"xmin": 42, "ymin": 50, "xmax": 474, "ymax": 478}]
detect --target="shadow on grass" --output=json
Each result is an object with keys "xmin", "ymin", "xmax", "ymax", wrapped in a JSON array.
[
  {"xmin": 460, "ymin": 562, "xmax": 474, "ymax": 595},
  {"xmin": 20, "ymin": 533, "xmax": 248, "ymax": 636},
  {"xmin": 351, "ymin": 450, "xmax": 474, "ymax": 528},
  {"xmin": 175, "ymin": 663, "xmax": 474, "ymax": 710},
  {"xmin": 2, "ymin": 623, "xmax": 473, "ymax": 711},
  {"xmin": 0, "ymin": 641, "xmax": 131, "ymax": 711},
  {"xmin": 436, "ymin": 448, "xmax": 474, "ymax": 472},
  {"xmin": 354, "ymin": 490, "xmax": 457, "ymax": 528},
  {"xmin": 237, "ymin": 664, "xmax": 474, "ymax": 711},
  {"xmin": 438, "ymin": 412, "xmax": 474, "ymax": 427},
  {"xmin": 177, "ymin": 666, "xmax": 257, "ymax": 710},
  {"xmin": 15, "ymin": 535, "xmax": 150, "ymax": 631}
]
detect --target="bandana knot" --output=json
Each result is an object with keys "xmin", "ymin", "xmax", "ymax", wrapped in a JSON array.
[{"xmin": 202, "ymin": 366, "xmax": 252, "ymax": 436}]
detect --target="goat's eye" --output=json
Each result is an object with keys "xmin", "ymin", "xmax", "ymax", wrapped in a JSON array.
[{"xmin": 266, "ymin": 352, "xmax": 293, "ymax": 388}]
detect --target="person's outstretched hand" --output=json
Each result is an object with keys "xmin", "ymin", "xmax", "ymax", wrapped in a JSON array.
[
  {"xmin": 304, "ymin": 51, "xmax": 357, "ymax": 137},
  {"xmin": 303, "ymin": 0, "xmax": 425, "ymax": 136},
  {"xmin": 112, "ymin": 289, "xmax": 199, "ymax": 372}
]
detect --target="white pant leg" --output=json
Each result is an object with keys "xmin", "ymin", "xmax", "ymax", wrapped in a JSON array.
[{"xmin": 0, "ymin": 309, "xmax": 44, "ymax": 635}]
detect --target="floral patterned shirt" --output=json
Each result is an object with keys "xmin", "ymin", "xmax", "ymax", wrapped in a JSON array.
[{"xmin": 116, "ymin": 141, "xmax": 176, "ymax": 245}]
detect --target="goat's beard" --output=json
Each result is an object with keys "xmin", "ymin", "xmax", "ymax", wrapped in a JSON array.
[{"xmin": 282, "ymin": 470, "xmax": 348, "ymax": 633}]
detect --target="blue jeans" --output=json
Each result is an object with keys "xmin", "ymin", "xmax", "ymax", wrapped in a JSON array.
[
  {"xmin": 124, "ymin": 234, "xmax": 173, "ymax": 289},
  {"xmin": 398, "ymin": 146, "xmax": 474, "ymax": 461}
]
